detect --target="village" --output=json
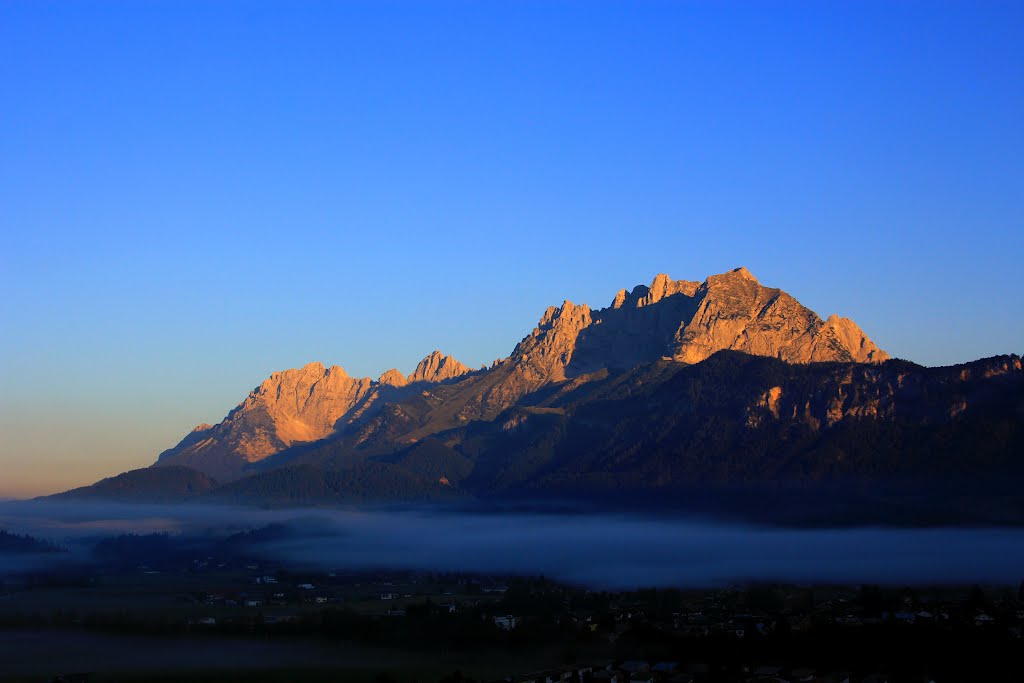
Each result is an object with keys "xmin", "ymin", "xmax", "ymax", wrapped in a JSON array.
[{"xmin": 2, "ymin": 549, "xmax": 1023, "ymax": 682}]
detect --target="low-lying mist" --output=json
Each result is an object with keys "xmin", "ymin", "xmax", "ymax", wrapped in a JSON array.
[{"xmin": 2, "ymin": 500, "xmax": 1023, "ymax": 588}]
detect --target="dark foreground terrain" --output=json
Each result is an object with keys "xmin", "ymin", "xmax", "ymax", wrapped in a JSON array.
[{"xmin": 2, "ymin": 534, "xmax": 1023, "ymax": 683}]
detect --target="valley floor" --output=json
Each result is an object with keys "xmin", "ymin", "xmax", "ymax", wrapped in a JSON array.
[
  {"xmin": 0, "ymin": 629, "xmax": 577, "ymax": 683},
  {"xmin": 2, "ymin": 569, "xmax": 1023, "ymax": 683}
]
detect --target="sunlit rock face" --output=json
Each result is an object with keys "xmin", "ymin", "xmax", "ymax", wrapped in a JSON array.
[
  {"xmin": 377, "ymin": 368, "xmax": 408, "ymax": 387},
  {"xmin": 510, "ymin": 266, "xmax": 887, "ymax": 388},
  {"xmin": 154, "ymin": 351, "xmax": 471, "ymax": 481},
  {"xmin": 670, "ymin": 268, "xmax": 887, "ymax": 365},
  {"xmin": 153, "ymin": 268, "xmax": 888, "ymax": 481},
  {"xmin": 408, "ymin": 350, "xmax": 472, "ymax": 384}
]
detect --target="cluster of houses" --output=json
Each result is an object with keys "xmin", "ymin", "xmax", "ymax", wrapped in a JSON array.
[
  {"xmin": 497, "ymin": 662, "xmax": 911, "ymax": 683},
  {"xmin": 495, "ymin": 663, "xmax": 937, "ymax": 683},
  {"xmin": 552, "ymin": 589, "xmax": 1024, "ymax": 644},
  {"xmin": 195, "ymin": 575, "xmax": 347, "ymax": 611},
  {"xmin": 493, "ymin": 614, "xmax": 518, "ymax": 630},
  {"xmin": 172, "ymin": 563, "xmax": 1024, "ymax": 665}
]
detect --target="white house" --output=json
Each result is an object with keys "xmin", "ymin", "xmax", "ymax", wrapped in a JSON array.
[{"xmin": 494, "ymin": 614, "xmax": 518, "ymax": 630}]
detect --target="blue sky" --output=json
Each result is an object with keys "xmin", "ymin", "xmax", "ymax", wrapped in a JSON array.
[{"xmin": 1, "ymin": 1, "xmax": 1022, "ymax": 496}]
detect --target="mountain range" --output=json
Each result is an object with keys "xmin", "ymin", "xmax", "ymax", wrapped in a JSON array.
[{"xmin": 54, "ymin": 268, "xmax": 1024, "ymax": 524}]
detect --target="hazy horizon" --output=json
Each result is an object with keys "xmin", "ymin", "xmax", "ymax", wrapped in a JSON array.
[
  {"xmin": 2, "ymin": 2, "xmax": 1022, "ymax": 497},
  {"xmin": 5, "ymin": 501, "xmax": 1024, "ymax": 588}
]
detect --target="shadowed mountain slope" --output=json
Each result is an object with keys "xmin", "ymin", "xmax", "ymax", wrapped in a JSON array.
[
  {"xmin": 56, "ymin": 268, "xmax": 1024, "ymax": 523},
  {"xmin": 286, "ymin": 352, "xmax": 1023, "ymax": 489},
  {"xmin": 49, "ymin": 466, "xmax": 219, "ymax": 503},
  {"xmin": 55, "ymin": 352, "xmax": 1024, "ymax": 524}
]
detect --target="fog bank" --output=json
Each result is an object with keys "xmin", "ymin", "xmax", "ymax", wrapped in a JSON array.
[{"xmin": 2, "ymin": 501, "xmax": 1023, "ymax": 588}]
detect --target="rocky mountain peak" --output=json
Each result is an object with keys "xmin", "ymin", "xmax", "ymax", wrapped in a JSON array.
[
  {"xmin": 506, "ymin": 300, "xmax": 595, "ymax": 385},
  {"xmin": 822, "ymin": 315, "xmax": 889, "ymax": 364},
  {"xmin": 640, "ymin": 273, "xmax": 701, "ymax": 307},
  {"xmin": 511, "ymin": 267, "xmax": 887, "ymax": 391},
  {"xmin": 262, "ymin": 361, "xmax": 349, "ymax": 387},
  {"xmin": 610, "ymin": 274, "xmax": 701, "ymax": 309},
  {"xmin": 674, "ymin": 269, "xmax": 889, "ymax": 365},
  {"xmin": 326, "ymin": 364, "xmax": 348, "ymax": 378},
  {"xmin": 538, "ymin": 300, "xmax": 592, "ymax": 328},
  {"xmin": 378, "ymin": 368, "xmax": 408, "ymax": 387},
  {"xmin": 731, "ymin": 265, "xmax": 758, "ymax": 282},
  {"xmin": 700, "ymin": 266, "xmax": 762, "ymax": 294},
  {"xmin": 154, "ymin": 266, "xmax": 891, "ymax": 482},
  {"xmin": 407, "ymin": 350, "xmax": 472, "ymax": 384}
]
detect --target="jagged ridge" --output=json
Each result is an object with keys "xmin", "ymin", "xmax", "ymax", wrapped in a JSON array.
[
  {"xmin": 156, "ymin": 267, "xmax": 888, "ymax": 482},
  {"xmin": 155, "ymin": 351, "xmax": 472, "ymax": 481}
]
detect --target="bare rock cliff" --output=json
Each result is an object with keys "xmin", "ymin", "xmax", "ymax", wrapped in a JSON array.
[
  {"xmin": 408, "ymin": 350, "xmax": 473, "ymax": 384},
  {"xmin": 345, "ymin": 267, "xmax": 892, "ymax": 448},
  {"xmin": 155, "ymin": 351, "xmax": 470, "ymax": 480},
  {"xmin": 671, "ymin": 268, "xmax": 887, "ymax": 364},
  {"xmin": 508, "ymin": 266, "xmax": 887, "ymax": 390},
  {"xmin": 378, "ymin": 368, "xmax": 408, "ymax": 387},
  {"xmin": 153, "ymin": 268, "xmax": 887, "ymax": 480}
]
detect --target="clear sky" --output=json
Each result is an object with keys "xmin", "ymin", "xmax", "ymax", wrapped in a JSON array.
[{"xmin": 1, "ymin": 1, "xmax": 1022, "ymax": 498}]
